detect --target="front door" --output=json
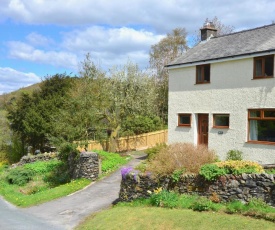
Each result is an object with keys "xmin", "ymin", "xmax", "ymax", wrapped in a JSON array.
[{"xmin": 198, "ymin": 114, "xmax": 209, "ymax": 146}]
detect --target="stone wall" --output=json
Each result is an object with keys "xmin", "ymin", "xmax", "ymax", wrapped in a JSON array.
[
  {"xmin": 119, "ymin": 172, "xmax": 275, "ymax": 206},
  {"xmin": 72, "ymin": 152, "xmax": 100, "ymax": 181},
  {"xmin": 14, "ymin": 151, "xmax": 100, "ymax": 181},
  {"xmin": 13, "ymin": 152, "xmax": 57, "ymax": 167}
]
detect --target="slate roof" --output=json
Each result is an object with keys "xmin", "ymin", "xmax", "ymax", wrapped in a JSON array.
[{"xmin": 167, "ymin": 24, "xmax": 275, "ymax": 67}]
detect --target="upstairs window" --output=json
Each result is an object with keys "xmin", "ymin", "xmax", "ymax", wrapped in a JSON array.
[
  {"xmin": 248, "ymin": 109, "xmax": 275, "ymax": 144},
  {"xmin": 254, "ymin": 55, "xmax": 274, "ymax": 79},
  {"xmin": 178, "ymin": 113, "xmax": 191, "ymax": 127},
  {"xmin": 196, "ymin": 64, "xmax": 210, "ymax": 84}
]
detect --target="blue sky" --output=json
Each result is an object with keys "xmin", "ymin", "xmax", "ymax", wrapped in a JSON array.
[{"xmin": 0, "ymin": 0, "xmax": 275, "ymax": 94}]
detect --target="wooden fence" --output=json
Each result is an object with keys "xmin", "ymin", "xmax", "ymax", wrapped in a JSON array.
[{"xmin": 80, "ymin": 130, "xmax": 168, "ymax": 152}]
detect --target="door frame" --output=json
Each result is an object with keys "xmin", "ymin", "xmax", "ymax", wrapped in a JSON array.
[{"xmin": 197, "ymin": 113, "xmax": 209, "ymax": 146}]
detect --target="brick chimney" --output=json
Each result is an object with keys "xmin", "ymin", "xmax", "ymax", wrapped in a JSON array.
[{"xmin": 200, "ymin": 22, "xmax": 217, "ymax": 41}]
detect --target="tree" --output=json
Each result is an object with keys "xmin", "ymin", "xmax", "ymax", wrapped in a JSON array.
[
  {"xmin": 51, "ymin": 55, "xmax": 158, "ymax": 152},
  {"xmin": 191, "ymin": 16, "xmax": 235, "ymax": 46},
  {"xmin": 149, "ymin": 28, "xmax": 188, "ymax": 123},
  {"xmin": 104, "ymin": 62, "xmax": 158, "ymax": 151},
  {"xmin": 6, "ymin": 74, "xmax": 73, "ymax": 154},
  {"xmin": 50, "ymin": 55, "xmax": 108, "ymax": 150}
]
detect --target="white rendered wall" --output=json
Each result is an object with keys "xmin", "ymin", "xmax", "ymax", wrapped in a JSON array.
[{"xmin": 168, "ymin": 57, "xmax": 275, "ymax": 164}]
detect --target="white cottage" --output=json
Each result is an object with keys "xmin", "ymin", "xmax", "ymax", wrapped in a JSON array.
[{"xmin": 166, "ymin": 23, "xmax": 275, "ymax": 164}]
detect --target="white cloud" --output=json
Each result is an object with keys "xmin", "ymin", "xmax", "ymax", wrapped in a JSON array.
[
  {"xmin": 61, "ymin": 26, "xmax": 163, "ymax": 69},
  {"xmin": 8, "ymin": 41, "xmax": 78, "ymax": 69},
  {"xmin": 26, "ymin": 32, "xmax": 54, "ymax": 47},
  {"xmin": 6, "ymin": 26, "xmax": 163, "ymax": 71},
  {"xmin": 0, "ymin": 0, "xmax": 274, "ymax": 33},
  {"xmin": 0, "ymin": 67, "xmax": 41, "ymax": 94}
]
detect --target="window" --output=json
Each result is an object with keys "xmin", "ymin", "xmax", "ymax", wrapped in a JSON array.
[
  {"xmin": 254, "ymin": 55, "xmax": 274, "ymax": 79},
  {"xmin": 178, "ymin": 114, "xmax": 191, "ymax": 127},
  {"xmin": 213, "ymin": 114, "xmax": 229, "ymax": 128},
  {"xmin": 196, "ymin": 64, "xmax": 210, "ymax": 83},
  {"xmin": 248, "ymin": 109, "xmax": 275, "ymax": 144}
]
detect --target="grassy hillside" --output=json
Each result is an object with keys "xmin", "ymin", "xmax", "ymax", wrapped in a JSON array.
[{"xmin": 0, "ymin": 83, "xmax": 41, "ymax": 109}]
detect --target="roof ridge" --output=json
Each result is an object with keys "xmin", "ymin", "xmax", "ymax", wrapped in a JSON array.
[{"xmin": 212, "ymin": 23, "xmax": 275, "ymax": 39}]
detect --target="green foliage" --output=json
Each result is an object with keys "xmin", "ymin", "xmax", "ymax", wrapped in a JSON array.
[
  {"xmin": 6, "ymin": 133, "xmax": 26, "ymax": 164},
  {"xmin": 225, "ymin": 200, "xmax": 244, "ymax": 214},
  {"xmin": 171, "ymin": 168, "xmax": 185, "ymax": 182},
  {"xmin": 0, "ymin": 178, "xmax": 90, "ymax": 207},
  {"xmin": 121, "ymin": 115, "xmax": 162, "ymax": 136},
  {"xmin": 199, "ymin": 164, "xmax": 228, "ymax": 181},
  {"xmin": 200, "ymin": 160, "xmax": 264, "ymax": 181},
  {"xmin": 225, "ymin": 198, "xmax": 275, "ymax": 221},
  {"xmin": 6, "ymin": 74, "xmax": 74, "ymax": 155},
  {"xmin": 145, "ymin": 143, "xmax": 167, "ymax": 161},
  {"xmin": 43, "ymin": 161, "xmax": 70, "ymax": 187},
  {"xmin": 150, "ymin": 190, "xmax": 179, "ymax": 208},
  {"xmin": 95, "ymin": 150, "xmax": 129, "ymax": 174},
  {"xmin": 6, "ymin": 167, "xmax": 34, "ymax": 186},
  {"xmin": 24, "ymin": 160, "xmax": 63, "ymax": 174},
  {"xmin": 226, "ymin": 150, "xmax": 243, "ymax": 161},
  {"xmin": 191, "ymin": 196, "xmax": 218, "ymax": 212},
  {"xmin": 265, "ymin": 168, "xmax": 275, "ymax": 174}
]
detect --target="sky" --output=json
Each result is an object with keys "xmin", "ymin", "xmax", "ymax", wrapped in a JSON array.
[{"xmin": 0, "ymin": 0, "xmax": 275, "ymax": 94}]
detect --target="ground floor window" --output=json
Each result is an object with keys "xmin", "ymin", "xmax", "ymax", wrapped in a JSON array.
[
  {"xmin": 248, "ymin": 109, "xmax": 275, "ymax": 143},
  {"xmin": 213, "ymin": 114, "xmax": 229, "ymax": 128},
  {"xmin": 178, "ymin": 113, "xmax": 191, "ymax": 127}
]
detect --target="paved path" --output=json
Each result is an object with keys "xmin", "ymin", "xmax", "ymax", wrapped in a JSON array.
[
  {"xmin": 0, "ymin": 197, "xmax": 62, "ymax": 230},
  {"xmin": 20, "ymin": 153, "xmax": 146, "ymax": 230}
]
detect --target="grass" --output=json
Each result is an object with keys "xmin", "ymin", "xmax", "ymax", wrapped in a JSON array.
[
  {"xmin": 0, "ymin": 150, "xmax": 130, "ymax": 207},
  {"xmin": 95, "ymin": 150, "xmax": 131, "ymax": 176},
  {"xmin": 76, "ymin": 206, "xmax": 275, "ymax": 230},
  {"xmin": 0, "ymin": 178, "xmax": 90, "ymax": 207},
  {"xmin": 76, "ymin": 190, "xmax": 275, "ymax": 229}
]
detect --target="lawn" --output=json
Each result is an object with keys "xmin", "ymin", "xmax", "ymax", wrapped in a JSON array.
[
  {"xmin": 76, "ymin": 206, "xmax": 275, "ymax": 230},
  {"xmin": 0, "ymin": 150, "xmax": 130, "ymax": 207}
]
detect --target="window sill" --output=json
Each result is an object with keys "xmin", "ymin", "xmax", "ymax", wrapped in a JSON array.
[
  {"xmin": 213, "ymin": 126, "xmax": 229, "ymax": 129},
  {"xmin": 195, "ymin": 82, "xmax": 210, "ymax": 85},
  {"xmin": 252, "ymin": 76, "xmax": 273, "ymax": 80},
  {"xmin": 246, "ymin": 141, "xmax": 275, "ymax": 146}
]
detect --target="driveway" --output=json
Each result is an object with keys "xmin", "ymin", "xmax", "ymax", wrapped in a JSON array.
[
  {"xmin": 12, "ymin": 153, "xmax": 146, "ymax": 230},
  {"xmin": 0, "ymin": 197, "xmax": 62, "ymax": 230}
]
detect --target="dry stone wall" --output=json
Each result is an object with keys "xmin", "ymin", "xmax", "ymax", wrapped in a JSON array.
[
  {"xmin": 119, "ymin": 172, "xmax": 275, "ymax": 206},
  {"xmin": 72, "ymin": 152, "xmax": 100, "ymax": 181}
]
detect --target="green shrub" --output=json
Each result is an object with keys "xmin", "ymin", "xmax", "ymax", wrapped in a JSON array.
[
  {"xmin": 171, "ymin": 168, "xmax": 185, "ymax": 182},
  {"xmin": 6, "ymin": 167, "xmax": 34, "ymax": 186},
  {"xmin": 200, "ymin": 160, "xmax": 264, "ymax": 181},
  {"xmin": 121, "ymin": 115, "xmax": 163, "ymax": 136},
  {"xmin": 199, "ymin": 164, "xmax": 228, "ymax": 181},
  {"xmin": 150, "ymin": 190, "xmax": 179, "ymax": 208},
  {"xmin": 24, "ymin": 160, "xmax": 63, "ymax": 174},
  {"xmin": 246, "ymin": 198, "xmax": 270, "ymax": 210},
  {"xmin": 265, "ymin": 168, "xmax": 275, "ymax": 174},
  {"xmin": 145, "ymin": 143, "xmax": 167, "ymax": 161},
  {"xmin": 226, "ymin": 150, "xmax": 243, "ymax": 161},
  {"xmin": 191, "ymin": 196, "xmax": 217, "ymax": 212},
  {"xmin": 225, "ymin": 200, "xmax": 244, "ymax": 214},
  {"xmin": 215, "ymin": 161, "xmax": 264, "ymax": 174},
  {"xmin": 43, "ymin": 162, "xmax": 70, "ymax": 187}
]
